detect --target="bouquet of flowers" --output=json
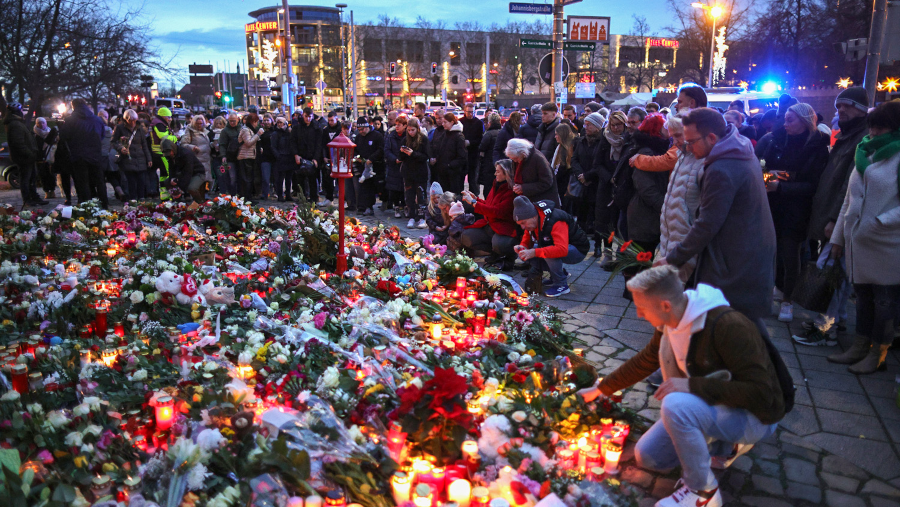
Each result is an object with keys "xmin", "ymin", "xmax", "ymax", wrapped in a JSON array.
[{"xmin": 600, "ymin": 232, "xmax": 654, "ymax": 286}]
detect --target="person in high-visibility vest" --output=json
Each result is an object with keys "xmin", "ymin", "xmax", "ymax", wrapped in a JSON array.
[{"xmin": 149, "ymin": 107, "xmax": 179, "ymax": 200}]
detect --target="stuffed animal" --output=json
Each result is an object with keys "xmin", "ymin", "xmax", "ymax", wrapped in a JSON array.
[
  {"xmin": 155, "ymin": 271, "xmax": 182, "ymax": 295},
  {"xmin": 205, "ymin": 286, "xmax": 236, "ymax": 305}
]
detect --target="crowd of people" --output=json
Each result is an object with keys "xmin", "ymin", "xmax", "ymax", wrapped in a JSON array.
[{"xmin": 4, "ymin": 87, "xmax": 900, "ymax": 507}]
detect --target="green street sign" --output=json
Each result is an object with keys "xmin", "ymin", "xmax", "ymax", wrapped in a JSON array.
[
  {"xmin": 520, "ymin": 39, "xmax": 597, "ymax": 51},
  {"xmin": 520, "ymin": 38, "xmax": 552, "ymax": 49},
  {"xmin": 565, "ymin": 41, "xmax": 596, "ymax": 51}
]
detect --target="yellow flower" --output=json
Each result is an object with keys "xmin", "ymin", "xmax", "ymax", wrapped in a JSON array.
[
  {"xmin": 1, "ymin": 320, "xmax": 12, "ymax": 326},
  {"xmin": 74, "ymin": 455, "xmax": 88, "ymax": 468},
  {"xmin": 364, "ymin": 384, "xmax": 384, "ymax": 398},
  {"xmin": 102, "ymin": 463, "xmax": 118, "ymax": 473},
  {"xmin": 526, "ymin": 349, "xmax": 536, "ymax": 357},
  {"xmin": 192, "ymin": 394, "xmax": 202, "ymax": 403},
  {"xmin": 221, "ymin": 427, "xmax": 235, "ymax": 437}
]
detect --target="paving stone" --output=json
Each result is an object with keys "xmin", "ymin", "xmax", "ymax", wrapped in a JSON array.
[
  {"xmin": 636, "ymin": 498, "xmax": 657, "ymax": 507},
  {"xmin": 784, "ymin": 457, "xmax": 818, "ymax": 485},
  {"xmin": 598, "ymin": 337, "xmax": 625, "ymax": 349},
  {"xmin": 591, "ymin": 345, "xmax": 618, "ymax": 357},
  {"xmin": 547, "ymin": 300, "xmax": 591, "ymax": 314},
  {"xmin": 861, "ymin": 479, "xmax": 900, "ymax": 497},
  {"xmin": 752, "ymin": 474, "xmax": 785, "ymax": 495},
  {"xmin": 818, "ymin": 407, "xmax": 889, "ymax": 441},
  {"xmin": 563, "ymin": 323, "xmax": 580, "ymax": 333},
  {"xmin": 820, "ymin": 471, "xmax": 859, "ymax": 493},
  {"xmin": 786, "ymin": 481, "xmax": 822, "ymax": 503},
  {"xmin": 637, "ymin": 409, "xmax": 659, "ymax": 421},
  {"xmin": 870, "ymin": 497, "xmax": 900, "ymax": 507},
  {"xmin": 799, "ymin": 353, "xmax": 860, "ymax": 375},
  {"xmin": 870, "ymin": 396, "xmax": 900, "ymax": 422},
  {"xmin": 555, "ymin": 288, "xmax": 598, "ymax": 303},
  {"xmin": 617, "ymin": 317, "xmax": 656, "ymax": 334},
  {"xmin": 651, "ymin": 478, "xmax": 677, "ymax": 499},
  {"xmin": 756, "ymin": 459, "xmax": 781, "ymax": 477},
  {"xmin": 778, "ymin": 429, "xmax": 823, "ymax": 452},
  {"xmin": 808, "ymin": 386, "xmax": 876, "ymax": 415},
  {"xmin": 593, "ymin": 295, "xmax": 631, "ymax": 307},
  {"xmin": 620, "ymin": 466, "xmax": 654, "ymax": 488},
  {"xmin": 572, "ymin": 312, "xmax": 621, "ymax": 331},
  {"xmin": 740, "ymin": 496, "xmax": 792, "ymax": 507},
  {"xmin": 752, "ymin": 442, "xmax": 781, "ymax": 459},
  {"xmin": 616, "ymin": 349, "xmax": 637, "ymax": 360},
  {"xmin": 780, "ymin": 352, "xmax": 800, "ymax": 368},
  {"xmin": 812, "ymin": 440, "xmax": 900, "ymax": 480},
  {"xmin": 778, "ymin": 404, "xmax": 820, "ymax": 436},
  {"xmin": 579, "ymin": 327, "xmax": 604, "ymax": 338},
  {"xmin": 622, "ymin": 391, "xmax": 648, "ymax": 411},
  {"xmin": 858, "ymin": 377, "xmax": 900, "ymax": 399},
  {"xmin": 579, "ymin": 335, "xmax": 602, "ymax": 347},
  {"xmin": 804, "ymin": 370, "xmax": 865, "ymax": 394},
  {"xmin": 727, "ymin": 470, "xmax": 747, "ymax": 491},
  {"xmin": 603, "ymin": 358, "xmax": 624, "ymax": 368},
  {"xmin": 731, "ymin": 455, "xmax": 753, "ymax": 473},
  {"xmin": 825, "ymin": 489, "xmax": 867, "ymax": 507},
  {"xmin": 781, "ymin": 442, "xmax": 820, "ymax": 463},
  {"xmin": 584, "ymin": 304, "xmax": 628, "ymax": 317},
  {"xmin": 821, "ymin": 454, "xmax": 871, "ymax": 480},
  {"xmin": 602, "ymin": 328, "xmax": 654, "ymax": 351}
]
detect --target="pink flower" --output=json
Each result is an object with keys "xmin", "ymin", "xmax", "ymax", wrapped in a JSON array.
[
  {"xmin": 515, "ymin": 311, "xmax": 534, "ymax": 325},
  {"xmin": 313, "ymin": 312, "xmax": 328, "ymax": 329},
  {"xmin": 37, "ymin": 449, "xmax": 54, "ymax": 464}
]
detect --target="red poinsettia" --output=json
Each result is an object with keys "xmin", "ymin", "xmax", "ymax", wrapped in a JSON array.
[{"xmin": 423, "ymin": 367, "xmax": 468, "ymax": 409}]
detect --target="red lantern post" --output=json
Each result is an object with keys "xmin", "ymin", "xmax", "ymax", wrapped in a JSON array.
[{"xmin": 327, "ymin": 133, "xmax": 356, "ymax": 275}]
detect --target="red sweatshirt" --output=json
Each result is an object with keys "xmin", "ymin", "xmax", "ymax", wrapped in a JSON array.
[{"xmin": 519, "ymin": 209, "xmax": 570, "ymax": 259}]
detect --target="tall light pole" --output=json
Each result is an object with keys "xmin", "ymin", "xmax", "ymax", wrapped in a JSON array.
[
  {"xmin": 692, "ymin": 2, "xmax": 723, "ymax": 87},
  {"xmin": 278, "ymin": 4, "xmax": 294, "ymax": 114},
  {"xmin": 336, "ymin": 3, "xmax": 348, "ymax": 116}
]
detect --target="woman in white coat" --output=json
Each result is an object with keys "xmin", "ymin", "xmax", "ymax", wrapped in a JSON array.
[
  {"xmin": 180, "ymin": 116, "xmax": 213, "ymax": 185},
  {"xmin": 828, "ymin": 101, "xmax": 900, "ymax": 375}
]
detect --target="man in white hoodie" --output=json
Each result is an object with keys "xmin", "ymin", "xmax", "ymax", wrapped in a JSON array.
[{"xmin": 580, "ymin": 266, "xmax": 785, "ymax": 507}]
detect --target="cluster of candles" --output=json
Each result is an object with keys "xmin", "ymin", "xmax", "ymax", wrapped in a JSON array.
[
  {"xmin": 555, "ymin": 420, "xmax": 631, "ymax": 477},
  {"xmin": 89, "ymin": 474, "xmax": 142, "ymax": 502}
]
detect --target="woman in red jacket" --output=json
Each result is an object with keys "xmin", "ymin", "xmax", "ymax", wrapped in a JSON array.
[{"xmin": 460, "ymin": 159, "xmax": 521, "ymax": 270}]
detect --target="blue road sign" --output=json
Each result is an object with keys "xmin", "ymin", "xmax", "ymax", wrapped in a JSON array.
[{"xmin": 509, "ymin": 3, "xmax": 552, "ymax": 14}]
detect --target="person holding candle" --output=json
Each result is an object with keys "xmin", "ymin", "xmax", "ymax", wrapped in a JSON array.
[
  {"xmin": 512, "ymin": 195, "xmax": 590, "ymax": 297},
  {"xmin": 579, "ymin": 265, "xmax": 789, "ymax": 507},
  {"xmin": 459, "ymin": 159, "xmax": 521, "ymax": 271}
]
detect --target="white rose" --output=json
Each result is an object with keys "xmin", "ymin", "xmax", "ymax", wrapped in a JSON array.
[
  {"xmin": 0, "ymin": 391, "xmax": 20, "ymax": 402},
  {"xmin": 26, "ymin": 403, "xmax": 43, "ymax": 415},
  {"xmin": 131, "ymin": 369, "xmax": 148, "ymax": 381},
  {"xmin": 317, "ymin": 366, "xmax": 340, "ymax": 392},
  {"xmin": 410, "ymin": 377, "xmax": 424, "ymax": 389},
  {"xmin": 204, "ymin": 362, "xmax": 219, "ymax": 372},
  {"xmin": 83, "ymin": 424, "xmax": 102, "ymax": 437},
  {"xmin": 73, "ymin": 403, "xmax": 90, "ymax": 416},
  {"xmin": 130, "ymin": 291, "xmax": 144, "ymax": 304},
  {"xmin": 47, "ymin": 410, "xmax": 69, "ymax": 428},
  {"xmin": 496, "ymin": 394, "xmax": 514, "ymax": 413},
  {"xmin": 518, "ymin": 354, "xmax": 533, "ymax": 365},
  {"xmin": 511, "ymin": 410, "xmax": 528, "ymax": 423},
  {"xmin": 64, "ymin": 431, "xmax": 83, "ymax": 447},
  {"xmin": 507, "ymin": 352, "xmax": 521, "ymax": 363}
]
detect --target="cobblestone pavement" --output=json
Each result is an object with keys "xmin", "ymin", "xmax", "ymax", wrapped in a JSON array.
[{"xmin": 3, "ymin": 186, "xmax": 900, "ymax": 506}]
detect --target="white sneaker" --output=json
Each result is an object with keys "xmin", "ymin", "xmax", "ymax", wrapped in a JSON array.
[
  {"xmin": 407, "ymin": 219, "xmax": 416, "ymax": 228},
  {"xmin": 416, "ymin": 219, "xmax": 428, "ymax": 229},
  {"xmin": 778, "ymin": 302, "xmax": 793, "ymax": 322},
  {"xmin": 655, "ymin": 480, "xmax": 722, "ymax": 507}
]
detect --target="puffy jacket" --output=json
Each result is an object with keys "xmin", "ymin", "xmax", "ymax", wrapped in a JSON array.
[
  {"xmin": 3, "ymin": 114, "xmax": 36, "ymax": 164},
  {"xmin": 35, "ymin": 126, "xmax": 58, "ymax": 162},
  {"xmin": 429, "ymin": 122, "xmax": 467, "ymax": 179},
  {"xmin": 180, "ymin": 126, "xmax": 213, "ymax": 173},
  {"xmin": 519, "ymin": 199, "xmax": 590, "ymax": 257},
  {"xmin": 111, "ymin": 123, "xmax": 152, "ymax": 174},
  {"xmin": 657, "ymin": 151, "xmax": 705, "ymax": 280},
  {"xmin": 626, "ymin": 133, "xmax": 671, "ymax": 244},
  {"xmin": 466, "ymin": 179, "xmax": 518, "ymax": 237},
  {"xmin": 831, "ymin": 149, "xmax": 900, "ymax": 285},
  {"xmin": 398, "ymin": 133, "xmax": 429, "ymax": 184},
  {"xmin": 218, "ymin": 124, "xmax": 242, "ymax": 162},
  {"xmin": 808, "ymin": 116, "xmax": 868, "ymax": 241},
  {"xmin": 534, "ymin": 116, "xmax": 561, "ymax": 161},
  {"xmin": 478, "ymin": 122, "xmax": 502, "ymax": 187},
  {"xmin": 237, "ymin": 126, "xmax": 261, "ymax": 160},
  {"xmin": 383, "ymin": 127, "xmax": 406, "ymax": 191},
  {"xmin": 460, "ymin": 115, "xmax": 485, "ymax": 152},
  {"xmin": 58, "ymin": 102, "xmax": 106, "ymax": 165}
]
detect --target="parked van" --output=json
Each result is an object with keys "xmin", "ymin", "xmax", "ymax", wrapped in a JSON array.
[{"xmin": 427, "ymin": 100, "xmax": 461, "ymax": 113}]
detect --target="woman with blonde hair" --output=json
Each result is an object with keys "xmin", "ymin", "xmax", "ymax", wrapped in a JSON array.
[
  {"xmin": 552, "ymin": 123, "xmax": 577, "ymax": 212},
  {"xmin": 398, "ymin": 117, "xmax": 429, "ymax": 228}
]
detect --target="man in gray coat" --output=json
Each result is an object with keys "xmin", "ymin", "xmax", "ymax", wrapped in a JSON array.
[{"xmin": 664, "ymin": 108, "xmax": 776, "ymax": 336}]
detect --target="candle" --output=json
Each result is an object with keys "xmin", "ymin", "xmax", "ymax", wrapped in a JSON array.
[
  {"xmin": 94, "ymin": 301, "xmax": 109, "ymax": 336},
  {"xmin": 287, "ymin": 498, "xmax": 305, "ymax": 507},
  {"xmin": 392, "ymin": 472, "xmax": 412, "ymax": 504},
  {"xmin": 101, "ymin": 349, "xmax": 117, "ymax": 368},
  {"xmin": 324, "ymin": 490, "xmax": 346, "ymax": 507},
  {"xmin": 456, "ymin": 277, "xmax": 467, "ymax": 298},
  {"xmin": 461, "ymin": 440, "xmax": 480, "ymax": 473},
  {"xmin": 413, "ymin": 484, "xmax": 432, "ymax": 507},
  {"xmin": 447, "ymin": 479, "xmax": 472, "ymax": 507},
  {"xmin": 28, "ymin": 372, "xmax": 43, "ymax": 391},
  {"xmin": 471, "ymin": 487, "xmax": 491, "ymax": 507},
  {"xmin": 556, "ymin": 449, "xmax": 576, "ymax": 470},
  {"xmin": 587, "ymin": 466, "xmax": 604, "ymax": 481},
  {"xmin": 121, "ymin": 476, "xmax": 142, "ymax": 502},
  {"xmin": 11, "ymin": 364, "xmax": 28, "ymax": 393},
  {"xmin": 155, "ymin": 396, "xmax": 175, "ymax": 431},
  {"xmin": 114, "ymin": 322, "xmax": 126, "ymax": 337},
  {"xmin": 91, "ymin": 474, "xmax": 112, "ymax": 500},
  {"xmin": 603, "ymin": 442, "xmax": 622, "ymax": 475},
  {"xmin": 585, "ymin": 451, "xmax": 602, "ymax": 470},
  {"xmin": 237, "ymin": 364, "xmax": 255, "ymax": 380},
  {"xmin": 577, "ymin": 444, "xmax": 593, "ymax": 471},
  {"xmin": 502, "ymin": 307, "xmax": 510, "ymax": 322},
  {"xmin": 306, "ymin": 496, "xmax": 323, "ymax": 507}
]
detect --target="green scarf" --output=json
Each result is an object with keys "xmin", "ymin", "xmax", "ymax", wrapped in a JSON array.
[{"xmin": 855, "ymin": 130, "xmax": 900, "ymax": 176}]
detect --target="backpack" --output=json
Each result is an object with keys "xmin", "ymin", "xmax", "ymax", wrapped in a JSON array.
[
  {"xmin": 224, "ymin": 129, "xmax": 241, "ymax": 159},
  {"xmin": 708, "ymin": 309, "xmax": 796, "ymax": 415}
]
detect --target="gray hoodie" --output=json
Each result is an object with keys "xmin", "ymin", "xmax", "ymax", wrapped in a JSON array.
[{"xmin": 666, "ymin": 125, "xmax": 776, "ymax": 320}]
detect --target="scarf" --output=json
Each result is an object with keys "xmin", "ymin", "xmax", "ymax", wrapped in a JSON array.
[
  {"xmin": 604, "ymin": 111, "xmax": 627, "ymax": 160},
  {"xmin": 33, "ymin": 123, "xmax": 51, "ymax": 138},
  {"xmin": 855, "ymin": 130, "xmax": 900, "ymax": 176}
]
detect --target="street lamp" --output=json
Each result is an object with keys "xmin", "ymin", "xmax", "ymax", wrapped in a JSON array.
[
  {"xmin": 692, "ymin": 2, "xmax": 723, "ymax": 87},
  {"xmin": 336, "ymin": 4, "xmax": 348, "ymax": 116}
]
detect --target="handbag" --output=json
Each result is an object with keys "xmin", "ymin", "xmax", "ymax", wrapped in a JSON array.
[
  {"xmin": 792, "ymin": 262, "xmax": 845, "ymax": 314},
  {"xmin": 566, "ymin": 173, "xmax": 585, "ymax": 198},
  {"xmin": 295, "ymin": 158, "xmax": 317, "ymax": 177}
]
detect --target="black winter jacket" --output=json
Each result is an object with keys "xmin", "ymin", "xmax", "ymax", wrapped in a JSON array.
[
  {"xmin": 519, "ymin": 113, "xmax": 541, "ymax": 144},
  {"xmin": 58, "ymin": 103, "xmax": 106, "ymax": 165},
  {"xmin": 111, "ymin": 123, "xmax": 151, "ymax": 174},
  {"xmin": 460, "ymin": 116, "xmax": 485, "ymax": 153},
  {"xmin": 626, "ymin": 133, "xmax": 671, "ymax": 244},
  {"xmin": 429, "ymin": 124, "xmax": 467, "ymax": 179},
  {"xmin": 478, "ymin": 123, "xmax": 502, "ymax": 187},
  {"xmin": 383, "ymin": 127, "xmax": 406, "ymax": 191},
  {"xmin": 292, "ymin": 119, "xmax": 322, "ymax": 161},
  {"xmin": 3, "ymin": 115, "xmax": 36, "ymax": 165},
  {"xmin": 166, "ymin": 146, "xmax": 206, "ymax": 192},
  {"xmin": 270, "ymin": 128, "xmax": 297, "ymax": 172},
  {"xmin": 534, "ymin": 117, "xmax": 561, "ymax": 162},
  {"xmin": 398, "ymin": 134, "xmax": 429, "ymax": 184},
  {"xmin": 493, "ymin": 121, "xmax": 518, "ymax": 165}
]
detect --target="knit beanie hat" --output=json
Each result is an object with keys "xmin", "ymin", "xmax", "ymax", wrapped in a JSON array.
[
  {"xmin": 638, "ymin": 114, "xmax": 667, "ymax": 137},
  {"xmin": 788, "ymin": 103, "xmax": 817, "ymax": 134},
  {"xmin": 160, "ymin": 139, "xmax": 177, "ymax": 154},
  {"xmin": 607, "ymin": 111, "xmax": 628, "ymax": 127},
  {"xmin": 429, "ymin": 181, "xmax": 443, "ymax": 197},
  {"xmin": 834, "ymin": 86, "xmax": 869, "ymax": 113},
  {"xmin": 585, "ymin": 101, "xmax": 603, "ymax": 113},
  {"xmin": 449, "ymin": 201, "xmax": 465, "ymax": 218},
  {"xmin": 584, "ymin": 113, "xmax": 605, "ymax": 130},
  {"xmin": 530, "ymin": 104, "xmax": 542, "ymax": 115},
  {"xmin": 777, "ymin": 94, "xmax": 798, "ymax": 117},
  {"xmin": 356, "ymin": 116, "xmax": 370, "ymax": 128},
  {"xmin": 513, "ymin": 196, "xmax": 538, "ymax": 221}
]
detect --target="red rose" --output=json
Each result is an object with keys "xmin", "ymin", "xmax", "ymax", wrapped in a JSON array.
[{"xmin": 505, "ymin": 363, "xmax": 518, "ymax": 373}]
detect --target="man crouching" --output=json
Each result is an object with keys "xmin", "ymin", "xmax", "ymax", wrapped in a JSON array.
[{"xmin": 579, "ymin": 265, "xmax": 785, "ymax": 507}]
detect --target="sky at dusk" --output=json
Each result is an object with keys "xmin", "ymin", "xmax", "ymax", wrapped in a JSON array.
[{"xmin": 144, "ymin": 0, "xmax": 674, "ymax": 84}]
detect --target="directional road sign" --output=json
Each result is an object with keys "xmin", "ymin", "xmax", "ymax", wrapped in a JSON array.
[
  {"xmin": 315, "ymin": 80, "xmax": 327, "ymax": 91},
  {"xmin": 521, "ymin": 39, "xmax": 597, "ymax": 51},
  {"xmin": 509, "ymin": 2, "xmax": 552, "ymax": 14}
]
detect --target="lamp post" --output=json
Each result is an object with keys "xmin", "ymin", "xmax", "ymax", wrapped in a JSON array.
[
  {"xmin": 336, "ymin": 4, "xmax": 348, "ymax": 116},
  {"xmin": 692, "ymin": 2, "xmax": 723, "ymax": 87},
  {"xmin": 327, "ymin": 133, "xmax": 356, "ymax": 275}
]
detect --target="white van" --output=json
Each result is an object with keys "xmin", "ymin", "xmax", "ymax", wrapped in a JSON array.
[
  {"xmin": 153, "ymin": 98, "xmax": 190, "ymax": 119},
  {"xmin": 427, "ymin": 100, "xmax": 461, "ymax": 113}
]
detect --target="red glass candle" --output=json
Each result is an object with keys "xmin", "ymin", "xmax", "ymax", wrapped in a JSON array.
[
  {"xmin": 94, "ymin": 301, "xmax": 109, "ymax": 336},
  {"xmin": 155, "ymin": 396, "xmax": 175, "ymax": 431},
  {"xmin": 11, "ymin": 365, "xmax": 29, "ymax": 393},
  {"xmin": 456, "ymin": 277, "xmax": 467, "ymax": 298}
]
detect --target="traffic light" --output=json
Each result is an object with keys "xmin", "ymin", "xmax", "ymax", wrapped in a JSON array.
[
  {"xmin": 389, "ymin": 62, "xmax": 396, "ymax": 75},
  {"xmin": 431, "ymin": 62, "xmax": 438, "ymax": 75},
  {"xmin": 215, "ymin": 91, "xmax": 222, "ymax": 98},
  {"xmin": 222, "ymin": 93, "xmax": 232, "ymax": 103}
]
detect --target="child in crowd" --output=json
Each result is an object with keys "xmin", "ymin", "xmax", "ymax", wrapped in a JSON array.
[
  {"xmin": 447, "ymin": 201, "xmax": 476, "ymax": 252},
  {"xmin": 427, "ymin": 189, "xmax": 455, "ymax": 245}
]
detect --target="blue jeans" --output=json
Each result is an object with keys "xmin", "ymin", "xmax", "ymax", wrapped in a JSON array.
[
  {"xmin": 527, "ymin": 245, "xmax": 586, "ymax": 285},
  {"xmin": 259, "ymin": 161, "xmax": 272, "ymax": 199},
  {"xmin": 635, "ymin": 392, "xmax": 777, "ymax": 491}
]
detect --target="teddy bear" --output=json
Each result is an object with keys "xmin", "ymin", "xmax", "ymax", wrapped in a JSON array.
[
  {"xmin": 200, "ymin": 280, "xmax": 236, "ymax": 306},
  {"xmin": 176, "ymin": 273, "xmax": 206, "ymax": 306}
]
